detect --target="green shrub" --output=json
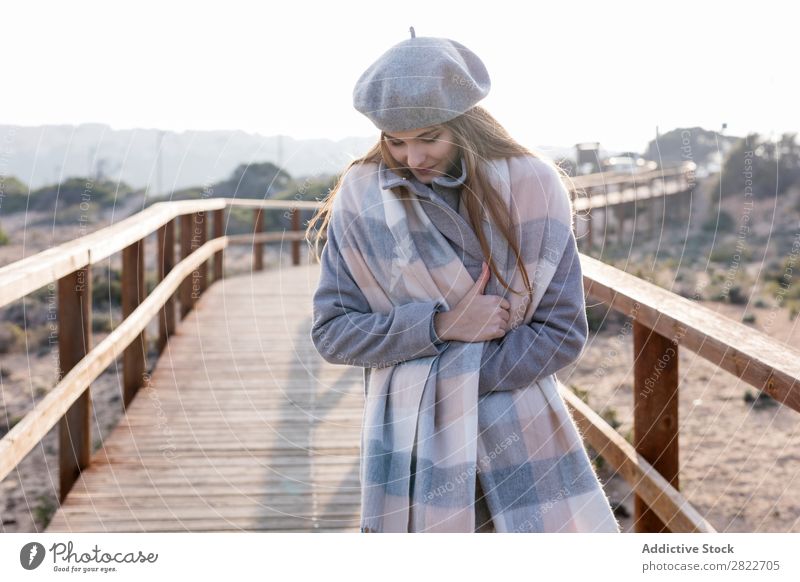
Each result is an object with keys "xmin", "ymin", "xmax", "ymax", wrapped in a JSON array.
[
  {"xmin": 92, "ymin": 269, "xmax": 122, "ymax": 307},
  {"xmin": 91, "ymin": 313, "xmax": 114, "ymax": 333},
  {"xmin": 0, "ymin": 322, "xmax": 25, "ymax": 353},
  {"xmin": 33, "ymin": 493, "xmax": 57, "ymax": 528},
  {"xmin": 600, "ymin": 407, "xmax": 622, "ymax": 430},
  {"xmin": 727, "ymin": 285, "xmax": 749, "ymax": 305},
  {"xmin": 702, "ymin": 209, "xmax": 735, "ymax": 233},
  {"xmin": 709, "ymin": 240, "xmax": 753, "ymax": 263}
]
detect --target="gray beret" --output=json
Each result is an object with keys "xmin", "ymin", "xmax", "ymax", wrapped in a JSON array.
[{"xmin": 352, "ymin": 31, "xmax": 491, "ymax": 133}]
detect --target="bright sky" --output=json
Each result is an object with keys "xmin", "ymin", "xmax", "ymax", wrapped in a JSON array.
[{"xmin": 4, "ymin": 0, "xmax": 795, "ymax": 152}]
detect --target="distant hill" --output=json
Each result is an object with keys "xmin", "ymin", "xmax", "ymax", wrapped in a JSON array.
[
  {"xmin": 644, "ymin": 127, "xmax": 740, "ymax": 166},
  {"xmin": 0, "ymin": 123, "xmax": 378, "ymax": 195}
]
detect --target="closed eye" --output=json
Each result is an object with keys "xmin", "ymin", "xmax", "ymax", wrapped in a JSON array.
[{"xmin": 387, "ymin": 135, "xmax": 439, "ymax": 146}]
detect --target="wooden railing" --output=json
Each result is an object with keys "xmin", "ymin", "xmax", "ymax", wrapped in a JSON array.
[
  {"xmin": 568, "ymin": 255, "xmax": 800, "ymax": 532},
  {"xmin": 0, "ymin": 198, "xmax": 315, "ymax": 502},
  {"xmin": 0, "ymin": 175, "xmax": 797, "ymax": 533},
  {"xmin": 569, "ymin": 162, "xmax": 696, "ymax": 194},
  {"xmin": 569, "ymin": 162, "xmax": 697, "ymax": 250}
]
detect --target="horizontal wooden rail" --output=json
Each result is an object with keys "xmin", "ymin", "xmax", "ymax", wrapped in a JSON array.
[
  {"xmin": 216, "ymin": 198, "xmax": 321, "ymax": 210},
  {"xmin": 581, "ymin": 254, "xmax": 800, "ymax": 412},
  {"xmin": 227, "ymin": 231, "xmax": 314, "ymax": 245},
  {"xmin": 560, "ymin": 386, "xmax": 715, "ymax": 533},
  {"xmin": 569, "ymin": 162, "xmax": 694, "ymax": 189}
]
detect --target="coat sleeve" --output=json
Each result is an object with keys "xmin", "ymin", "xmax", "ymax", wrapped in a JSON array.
[
  {"xmin": 477, "ymin": 229, "xmax": 588, "ymax": 395},
  {"xmin": 310, "ymin": 219, "xmax": 450, "ymax": 368}
]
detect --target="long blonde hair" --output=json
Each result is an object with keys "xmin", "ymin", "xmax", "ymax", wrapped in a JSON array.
[{"xmin": 305, "ymin": 105, "xmax": 577, "ymax": 298}]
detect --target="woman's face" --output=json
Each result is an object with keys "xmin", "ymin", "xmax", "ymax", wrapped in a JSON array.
[{"xmin": 383, "ymin": 125, "xmax": 460, "ymax": 185}]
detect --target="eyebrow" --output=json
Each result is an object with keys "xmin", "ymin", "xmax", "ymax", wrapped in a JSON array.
[{"xmin": 383, "ymin": 128, "xmax": 440, "ymax": 140}]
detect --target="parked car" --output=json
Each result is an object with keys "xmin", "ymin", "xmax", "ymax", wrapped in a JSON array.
[{"xmin": 601, "ymin": 155, "xmax": 658, "ymax": 173}]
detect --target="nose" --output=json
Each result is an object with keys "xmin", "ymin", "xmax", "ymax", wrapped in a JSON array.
[{"xmin": 406, "ymin": 144, "xmax": 427, "ymax": 168}]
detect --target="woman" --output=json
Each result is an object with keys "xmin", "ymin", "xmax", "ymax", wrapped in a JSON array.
[{"xmin": 307, "ymin": 29, "xmax": 620, "ymax": 533}]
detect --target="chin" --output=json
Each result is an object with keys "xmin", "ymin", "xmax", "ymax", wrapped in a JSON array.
[{"xmin": 412, "ymin": 168, "xmax": 440, "ymax": 183}]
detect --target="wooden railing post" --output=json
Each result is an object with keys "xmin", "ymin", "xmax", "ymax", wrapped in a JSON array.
[
  {"xmin": 291, "ymin": 207, "xmax": 301, "ymax": 266},
  {"xmin": 683, "ymin": 187, "xmax": 693, "ymax": 223},
  {"xmin": 57, "ymin": 267, "xmax": 92, "ymax": 502},
  {"xmin": 253, "ymin": 208, "xmax": 265, "ymax": 271},
  {"xmin": 157, "ymin": 219, "xmax": 176, "ymax": 354},
  {"xmin": 179, "ymin": 214, "xmax": 194, "ymax": 318},
  {"xmin": 585, "ymin": 208, "xmax": 593, "ymax": 253},
  {"xmin": 649, "ymin": 179, "xmax": 658, "ymax": 239},
  {"xmin": 196, "ymin": 211, "xmax": 208, "ymax": 295},
  {"xmin": 616, "ymin": 203, "xmax": 626, "ymax": 244},
  {"xmin": 583, "ymin": 187, "xmax": 594, "ymax": 254},
  {"xmin": 632, "ymin": 321, "xmax": 680, "ymax": 532},
  {"xmin": 213, "ymin": 208, "xmax": 224, "ymax": 281},
  {"xmin": 122, "ymin": 239, "xmax": 146, "ymax": 409},
  {"xmin": 575, "ymin": 186, "xmax": 593, "ymax": 254}
]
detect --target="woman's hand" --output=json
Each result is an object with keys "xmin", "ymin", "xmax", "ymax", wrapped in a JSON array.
[{"xmin": 434, "ymin": 262, "xmax": 511, "ymax": 342}]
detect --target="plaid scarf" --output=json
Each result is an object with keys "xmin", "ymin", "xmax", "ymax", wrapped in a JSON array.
[{"xmin": 331, "ymin": 155, "xmax": 620, "ymax": 533}]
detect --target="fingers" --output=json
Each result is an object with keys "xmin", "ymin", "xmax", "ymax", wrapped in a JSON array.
[
  {"xmin": 490, "ymin": 295, "xmax": 510, "ymax": 313},
  {"xmin": 497, "ymin": 300, "xmax": 512, "ymax": 332},
  {"xmin": 468, "ymin": 262, "xmax": 490, "ymax": 296},
  {"xmin": 476, "ymin": 262, "xmax": 490, "ymax": 294}
]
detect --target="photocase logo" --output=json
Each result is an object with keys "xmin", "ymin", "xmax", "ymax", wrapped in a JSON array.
[{"xmin": 19, "ymin": 542, "xmax": 46, "ymax": 570}]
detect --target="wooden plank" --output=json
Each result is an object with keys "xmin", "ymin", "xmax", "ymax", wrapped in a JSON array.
[{"xmin": 46, "ymin": 518, "xmax": 360, "ymax": 533}]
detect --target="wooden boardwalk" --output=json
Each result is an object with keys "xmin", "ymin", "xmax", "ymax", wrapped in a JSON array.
[{"xmin": 46, "ymin": 264, "xmax": 364, "ymax": 532}]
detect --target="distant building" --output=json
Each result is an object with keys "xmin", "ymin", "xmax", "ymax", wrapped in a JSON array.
[{"xmin": 575, "ymin": 142, "xmax": 602, "ymax": 175}]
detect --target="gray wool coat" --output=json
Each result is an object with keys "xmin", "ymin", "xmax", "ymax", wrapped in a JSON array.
[{"xmin": 310, "ymin": 155, "xmax": 589, "ymax": 398}]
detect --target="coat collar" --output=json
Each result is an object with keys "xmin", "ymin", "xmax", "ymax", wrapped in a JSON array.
[{"xmin": 377, "ymin": 156, "xmax": 488, "ymax": 265}]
